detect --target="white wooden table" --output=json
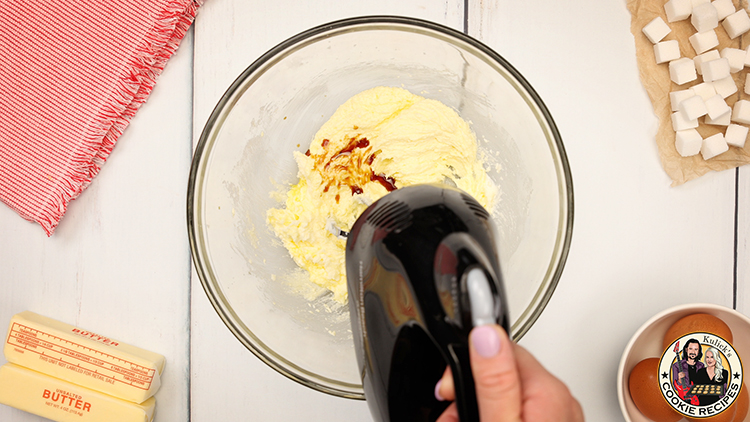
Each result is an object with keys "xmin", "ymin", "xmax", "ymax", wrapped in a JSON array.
[{"xmin": 1, "ymin": 1, "xmax": 748, "ymax": 421}]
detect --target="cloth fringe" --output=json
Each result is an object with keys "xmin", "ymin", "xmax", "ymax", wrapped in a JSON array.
[{"xmin": 0, "ymin": 0, "xmax": 203, "ymax": 235}]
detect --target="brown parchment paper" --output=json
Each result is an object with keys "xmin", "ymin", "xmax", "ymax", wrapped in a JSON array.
[{"xmin": 627, "ymin": 0, "xmax": 750, "ymax": 185}]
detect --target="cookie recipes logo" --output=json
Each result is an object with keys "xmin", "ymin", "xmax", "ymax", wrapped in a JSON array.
[{"xmin": 659, "ymin": 332, "xmax": 744, "ymax": 419}]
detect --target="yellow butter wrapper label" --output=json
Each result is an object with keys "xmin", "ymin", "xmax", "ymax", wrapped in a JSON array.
[
  {"xmin": 3, "ymin": 311, "xmax": 164, "ymax": 404},
  {"xmin": 0, "ymin": 363, "xmax": 155, "ymax": 422}
]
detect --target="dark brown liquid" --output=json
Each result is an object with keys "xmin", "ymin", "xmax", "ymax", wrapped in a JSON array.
[
  {"xmin": 371, "ymin": 172, "xmax": 397, "ymax": 191},
  {"xmin": 307, "ymin": 135, "xmax": 397, "ymax": 196}
]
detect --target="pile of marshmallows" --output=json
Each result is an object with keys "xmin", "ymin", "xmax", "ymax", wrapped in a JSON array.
[{"xmin": 643, "ymin": 0, "xmax": 750, "ymax": 160}]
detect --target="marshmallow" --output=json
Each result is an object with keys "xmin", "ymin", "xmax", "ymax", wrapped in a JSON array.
[
  {"xmin": 704, "ymin": 94, "xmax": 731, "ymax": 119},
  {"xmin": 692, "ymin": 0, "xmax": 710, "ymax": 7},
  {"xmin": 713, "ymin": 76, "xmax": 738, "ymax": 98},
  {"xmin": 745, "ymin": 74, "xmax": 750, "ymax": 95},
  {"xmin": 666, "ymin": 0, "xmax": 693, "ymax": 22},
  {"xmin": 732, "ymin": 99, "xmax": 750, "ymax": 124},
  {"xmin": 745, "ymin": 45, "xmax": 750, "ymax": 67},
  {"xmin": 694, "ymin": 49, "xmax": 721, "ymax": 75},
  {"xmin": 671, "ymin": 90, "xmax": 695, "ymax": 111},
  {"xmin": 722, "ymin": 10, "xmax": 750, "ymax": 39},
  {"xmin": 705, "ymin": 110, "xmax": 732, "ymax": 125},
  {"xmin": 679, "ymin": 95, "xmax": 708, "ymax": 120},
  {"xmin": 712, "ymin": 0, "xmax": 735, "ymax": 20},
  {"xmin": 692, "ymin": 3, "xmax": 719, "ymax": 33},
  {"xmin": 720, "ymin": 47, "xmax": 746, "ymax": 72},
  {"xmin": 664, "ymin": 0, "xmax": 693, "ymax": 22},
  {"xmin": 655, "ymin": 40, "xmax": 681, "ymax": 64},
  {"xmin": 701, "ymin": 133, "xmax": 729, "ymax": 159},
  {"xmin": 689, "ymin": 30, "xmax": 719, "ymax": 55},
  {"xmin": 670, "ymin": 57, "xmax": 698, "ymax": 85},
  {"xmin": 701, "ymin": 57, "xmax": 730, "ymax": 82},
  {"xmin": 691, "ymin": 82, "xmax": 717, "ymax": 101},
  {"xmin": 672, "ymin": 111, "xmax": 700, "ymax": 131},
  {"xmin": 675, "ymin": 129, "xmax": 703, "ymax": 156},
  {"xmin": 725, "ymin": 123, "xmax": 748, "ymax": 148},
  {"xmin": 643, "ymin": 17, "xmax": 672, "ymax": 43}
]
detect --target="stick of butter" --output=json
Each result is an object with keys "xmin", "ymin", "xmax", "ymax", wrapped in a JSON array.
[
  {"xmin": 3, "ymin": 311, "xmax": 164, "ymax": 404},
  {"xmin": 0, "ymin": 363, "xmax": 155, "ymax": 422}
]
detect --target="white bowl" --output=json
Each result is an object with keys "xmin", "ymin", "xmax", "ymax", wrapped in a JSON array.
[{"xmin": 617, "ymin": 303, "xmax": 750, "ymax": 422}]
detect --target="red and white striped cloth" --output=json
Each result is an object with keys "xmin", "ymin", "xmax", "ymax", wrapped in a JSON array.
[{"xmin": 0, "ymin": 0, "xmax": 202, "ymax": 235}]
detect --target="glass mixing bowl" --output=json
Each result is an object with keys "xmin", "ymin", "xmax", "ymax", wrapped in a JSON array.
[{"xmin": 188, "ymin": 16, "xmax": 573, "ymax": 399}]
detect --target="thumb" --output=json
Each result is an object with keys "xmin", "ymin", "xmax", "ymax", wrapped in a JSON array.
[{"xmin": 470, "ymin": 325, "xmax": 522, "ymax": 422}]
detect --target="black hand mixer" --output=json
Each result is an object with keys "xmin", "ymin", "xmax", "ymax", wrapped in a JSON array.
[{"xmin": 346, "ymin": 183, "xmax": 510, "ymax": 422}]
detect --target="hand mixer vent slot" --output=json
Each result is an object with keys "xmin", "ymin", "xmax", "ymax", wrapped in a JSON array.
[
  {"xmin": 460, "ymin": 193, "xmax": 490, "ymax": 220},
  {"xmin": 367, "ymin": 200, "xmax": 412, "ymax": 232}
]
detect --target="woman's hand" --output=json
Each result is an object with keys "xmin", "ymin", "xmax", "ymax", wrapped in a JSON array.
[{"xmin": 434, "ymin": 325, "xmax": 584, "ymax": 422}]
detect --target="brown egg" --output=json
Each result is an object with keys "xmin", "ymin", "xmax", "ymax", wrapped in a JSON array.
[
  {"xmin": 629, "ymin": 358, "xmax": 682, "ymax": 422},
  {"xmin": 662, "ymin": 313, "xmax": 734, "ymax": 351},
  {"xmin": 733, "ymin": 384, "xmax": 748, "ymax": 422}
]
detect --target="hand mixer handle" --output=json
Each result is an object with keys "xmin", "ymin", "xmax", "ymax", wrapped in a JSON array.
[
  {"xmin": 449, "ymin": 267, "xmax": 498, "ymax": 421},
  {"xmin": 448, "ymin": 343, "xmax": 479, "ymax": 422}
]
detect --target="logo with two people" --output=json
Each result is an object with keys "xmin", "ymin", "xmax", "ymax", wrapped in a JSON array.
[{"xmin": 658, "ymin": 332, "xmax": 744, "ymax": 419}]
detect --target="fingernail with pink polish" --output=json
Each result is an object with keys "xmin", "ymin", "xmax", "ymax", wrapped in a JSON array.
[
  {"xmin": 434, "ymin": 379, "xmax": 445, "ymax": 401},
  {"xmin": 472, "ymin": 325, "xmax": 501, "ymax": 358}
]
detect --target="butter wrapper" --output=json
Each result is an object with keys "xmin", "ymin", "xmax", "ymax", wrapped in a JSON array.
[
  {"xmin": 3, "ymin": 311, "xmax": 164, "ymax": 404},
  {"xmin": 0, "ymin": 363, "xmax": 155, "ymax": 422}
]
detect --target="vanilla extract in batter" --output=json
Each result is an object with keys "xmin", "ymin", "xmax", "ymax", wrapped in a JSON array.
[{"xmin": 267, "ymin": 86, "xmax": 497, "ymax": 302}]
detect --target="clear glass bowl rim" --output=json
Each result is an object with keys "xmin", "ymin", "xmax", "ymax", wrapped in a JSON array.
[{"xmin": 187, "ymin": 15, "xmax": 575, "ymax": 399}]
